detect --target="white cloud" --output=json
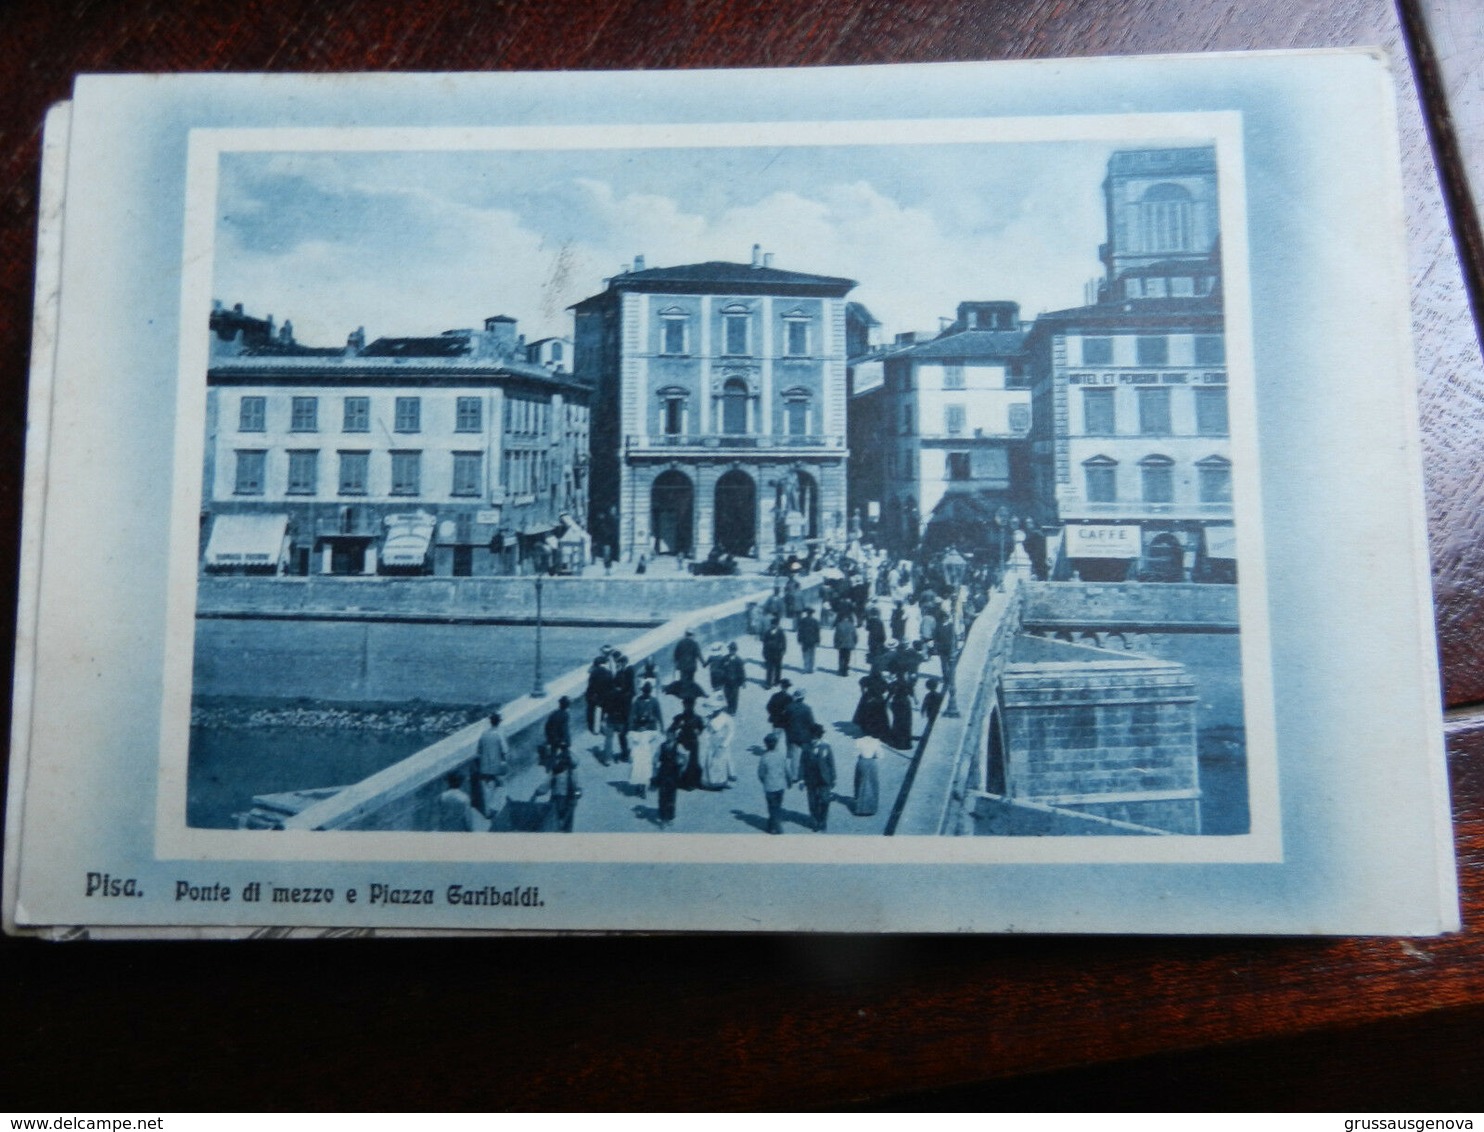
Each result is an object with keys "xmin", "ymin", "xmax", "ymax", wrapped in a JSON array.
[{"xmin": 214, "ymin": 147, "xmax": 1110, "ymax": 347}]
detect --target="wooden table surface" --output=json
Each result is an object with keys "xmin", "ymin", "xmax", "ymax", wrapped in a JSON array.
[{"xmin": 3, "ymin": 0, "xmax": 1482, "ymax": 1111}]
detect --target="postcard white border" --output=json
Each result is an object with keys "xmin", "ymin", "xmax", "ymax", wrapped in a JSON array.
[{"xmin": 152, "ymin": 110, "xmax": 1281, "ymax": 867}]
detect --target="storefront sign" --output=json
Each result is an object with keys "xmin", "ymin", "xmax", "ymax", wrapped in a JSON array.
[{"xmin": 1066, "ymin": 523, "xmax": 1140, "ymax": 559}]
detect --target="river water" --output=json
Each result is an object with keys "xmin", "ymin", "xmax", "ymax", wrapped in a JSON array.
[{"xmin": 188, "ymin": 618, "xmax": 648, "ymax": 828}]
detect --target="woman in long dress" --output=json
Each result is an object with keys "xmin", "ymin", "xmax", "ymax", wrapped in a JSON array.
[
  {"xmin": 888, "ymin": 675, "xmax": 916, "ymax": 751},
  {"xmin": 701, "ymin": 701, "xmax": 736, "ymax": 789},
  {"xmin": 852, "ymin": 672, "xmax": 891, "ymax": 741},
  {"xmin": 852, "ymin": 735, "xmax": 882, "ymax": 817},
  {"xmin": 653, "ymin": 736, "xmax": 682, "ymax": 829}
]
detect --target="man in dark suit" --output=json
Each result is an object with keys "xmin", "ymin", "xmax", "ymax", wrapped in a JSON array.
[
  {"xmin": 543, "ymin": 696, "xmax": 571, "ymax": 767},
  {"xmin": 672, "ymin": 629, "xmax": 702, "ymax": 682},
  {"xmin": 585, "ymin": 648, "xmax": 613, "ymax": 734},
  {"xmin": 782, "ymin": 687, "xmax": 817, "ymax": 787},
  {"xmin": 796, "ymin": 607, "xmax": 821, "ymax": 674},
  {"xmin": 760, "ymin": 617, "xmax": 788, "ymax": 688}
]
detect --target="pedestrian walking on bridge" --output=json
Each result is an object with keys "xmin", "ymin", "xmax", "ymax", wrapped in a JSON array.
[
  {"xmin": 758, "ymin": 732, "xmax": 788, "ymax": 834},
  {"xmin": 801, "ymin": 724, "xmax": 837, "ymax": 833}
]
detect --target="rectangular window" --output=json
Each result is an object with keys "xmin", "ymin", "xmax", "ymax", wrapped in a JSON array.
[
  {"xmin": 290, "ymin": 396, "xmax": 318, "ymax": 432},
  {"xmin": 394, "ymin": 397, "xmax": 421, "ymax": 433},
  {"xmin": 1194, "ymin": 335, "xmax": 1226, "ymax": 365},
  {"xmin": 1136, "ymin": 335, "xmax": 1169, "ymax": 366},
  {"xmin": 1195, "ymin": 387, "xmax": 1229, "ymax": 435},
  {"xmin": 1009, "ymin": 403, "xmax": 1031, "ymax": 433},
  {"xmin": 662, "ymin": 318, "xmax": 687, "ymax": 355},
  {"xmin": 662, "ymin": 398, "xmax": 684, "ymax": 435},
  {"xmin": 238, "ymin": 396, "xmax": 266, "ymax": 433},
  {"xmin": 342, "ymin": 396, "xmax": 370, "ymax": 433},
  {"xmin": 946, "ymin": 452, "xmax": 971, "ymax": 480},
  {"xmin": 233, "ymin": 450, "xmax": 265, "ymax": 495},
  {"xmin": 1199, "ymin": 464, "xmax": 1233, "ymax": 503},
  {"xmin": 1142, "ymin": 462, "xmax": 1174, "ymax": 504},
  {"xmin": 944, "ymin": 404, "xmax": 966, "ymax": 435},
  {"xmin": 785, "ymin": 320, "xmax": 809, "ymax": 356},
  {"xmin": 1138, "ymin": 387, "xmax": 1172, "ymax": 435},
  {"xmin": 1085, "ymin": 464, "xmax": 1117, "ymax": 503},
  {"xmin": 391, "ymin": 451, "xmax": 421, "ymax": 496},
  {"xmin": 1081, "ymin": 336, "xmax": 1113, "ymax": 366},
  {"xmin": 455, "ymin": 397, "xmax": 482, "ymax": 433},
  {"xmin": 1083, "ymin": 388, "xmax": 1115, "ymax": 435},
  {"xmin": 451, "ymin": 452, "xmax": 482, "ymax": 497},
  {"xmin": 942, "ymin": 364, "xmax": 965, "ymax": 390},
  {"xmin": 785, "ymin": 400, "xmax": 808, "ymax": 436},
  {"xmin": 286, "ymin": 450, "xmax": 318, "ymax": 495},
  {"xmin": 724, "ymin": 313, "xmax": 749, "ymax": 356},
  {"xmin": 338, "ymin": 451, "xmax": 369, "ymax": 496}
]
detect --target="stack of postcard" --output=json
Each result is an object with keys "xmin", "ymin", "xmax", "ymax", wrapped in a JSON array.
[{"xmin": 2, "ymin": 52, "xmax": 1460, "ymax": 937}]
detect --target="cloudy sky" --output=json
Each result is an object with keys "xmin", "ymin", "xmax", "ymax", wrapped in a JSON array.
[{"xmin": 213, "ymin": 140, "xmax": 1129, "ymax": 347}]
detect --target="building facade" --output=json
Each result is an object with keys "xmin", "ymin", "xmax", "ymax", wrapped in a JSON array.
[
  {"xmin": 204, "ymin": 310, "xmax": 590, "ymax": 577},
  {"xmin": 1028, "ymin": 145, "xmax": 1233, "ymax": 582},
  {"xmin": 847, "ymin": 301, "xmax": 1033, "ymax": 556},
  {"xmin": 574, "ymin": 249, "xmax": 856, "ymax": 562}
]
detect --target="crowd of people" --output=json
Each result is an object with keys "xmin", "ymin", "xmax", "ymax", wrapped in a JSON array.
[{"xmin": 435, "ymin": 543, "xmax": 989, "ymax": 835}]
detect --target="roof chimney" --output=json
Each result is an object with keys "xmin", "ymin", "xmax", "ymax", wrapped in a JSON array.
[
  {"xmin": 763, "ymin": 252, "xmax": 774, "ymax": 269},
  {"xmin": 751, "ymin": 244, "xmax": 762, "ymax": 268},
  {"xmin": 633, "ymin": 254, "xmax": 645, "ymax": 272}
]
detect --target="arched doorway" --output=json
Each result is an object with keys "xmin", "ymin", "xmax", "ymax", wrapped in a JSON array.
[
  {"xmin": 714, "ymin": 469, "xmax": 756, "ymax": 557},
  {"xmin": 984, "ymin": 703, "xmax": 1007, "ymax": 796},
  {"xmin": 773, "ymin": 468, "xmax": 819, "ymax": 547},
  {"xmin": 1143, "ymin": 532, "xmax": 1185, "ymax": 582},
  {"xmin": 650, "ymin": 469, "xmax": 694, "ymax": 556}
]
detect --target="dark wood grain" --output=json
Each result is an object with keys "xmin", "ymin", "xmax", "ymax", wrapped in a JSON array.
[{"xmin": 1, "ymin": 0, "xmax": 1481, "ymax": 1111}]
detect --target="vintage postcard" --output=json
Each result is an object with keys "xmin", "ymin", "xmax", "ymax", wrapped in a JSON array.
[{"xmin": 3, "ymin": 54, "xmax": 1459, "ymax": 935}]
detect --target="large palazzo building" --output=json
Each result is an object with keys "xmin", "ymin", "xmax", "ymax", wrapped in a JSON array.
[
  {"xmin": 203, "ymin": 306, "xmax": 590, "ymax": 577},
  {"xmin": 574, "ymin": 249, "xmax": 856, "ymax": 562}
]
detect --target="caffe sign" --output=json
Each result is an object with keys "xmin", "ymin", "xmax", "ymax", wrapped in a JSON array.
[{"xmin": 1067, "ymin": 523, "xmax": 1140, "ymax": 559}]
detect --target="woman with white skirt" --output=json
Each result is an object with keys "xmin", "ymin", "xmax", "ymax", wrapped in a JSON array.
[{"xmin": 701, "ymin": 699, "xmax": 737, "ymax": 789}]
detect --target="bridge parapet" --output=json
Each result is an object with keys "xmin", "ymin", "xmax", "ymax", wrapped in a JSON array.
[
  {"xmin": 891, "ymin": 578, "xmax": 1026, "ymax": 836},
  {"xmin": 1022, "ymin": 581, "xmax": 1238, "ymax": 632},
  {"xmin": 273, "ymin": 582, "xmax": 787, "ymax": 831}
]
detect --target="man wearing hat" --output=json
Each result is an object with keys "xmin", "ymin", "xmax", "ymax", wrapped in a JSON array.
[
  {"xmin": 672, "ymin": 628, "xmax": 702, "ymax": 683},
  {"xmin": 782, "ymin": 686, "xmax": 817, "ymax": 787},
  {"xmin": 765, "ymin": 678, "xmax": 793, "ymax": 741},
  {"xmin": 760, "ymin": 616, "xmax": 788, "ymax": 689},
  {"xmin": 717, "ymin": 641, "xmax": 747, "ymax": 715},
  {"xmin": 796, "ymin": 606, "xmax": 821, "ymax": 674},
  {"xmin": 585, "ymin": 647, "xmax": 613, "ymax": 735}
]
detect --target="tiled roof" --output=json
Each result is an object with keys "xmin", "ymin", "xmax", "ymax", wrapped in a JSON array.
[
  {"xmin": 890, "ymin": 329, "xmax": 1026, "ymax": 359},
  {"xmin": 1031, "ymin": 295, "xmax": 1223, "ymax": 330},
  {"xmin": 615, "ymin": 260, "xmax": 856, "ymax": 288}
]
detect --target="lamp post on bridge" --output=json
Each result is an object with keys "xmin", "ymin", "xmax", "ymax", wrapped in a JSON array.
[
  {"xmin": 531, "ymin": 574, "xmax": 547, "ymax": 698},
  {"xmin": 941, "ymin": 546, "xmax": 967, "ymax": 719}
]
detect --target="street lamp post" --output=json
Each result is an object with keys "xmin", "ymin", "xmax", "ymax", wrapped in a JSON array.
[
  {"xmin": 531, "ymin": 574, "xmax": 547, "ymax": 698},
  {"xmin": 941, "ymin": 546, "xmax": 967, "ymax": 719}
]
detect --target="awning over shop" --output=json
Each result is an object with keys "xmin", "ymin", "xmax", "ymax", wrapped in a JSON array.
[
  {"xmin": 1203, "ymin": 523, "xmax": 1238, "ymax": 561},
  {"xmin": 381, "ymin": 513, "xmax": 435, "ymax": 567},
  {"xmin": 1064, "ymin": 523, "xmax": 1140, "ymax": 560},
  {"xmin": 204, "ymin": 513, "xmax": 289, "ymax": 568}
]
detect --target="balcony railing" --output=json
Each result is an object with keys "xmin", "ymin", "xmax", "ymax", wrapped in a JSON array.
[
  {"xmin": 632, "ymin": 434, "xmax": 841, "ymax": 450},
  {"xmin": 315, "ymin": 517, "xmax": 381, "ymax": 538}
]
